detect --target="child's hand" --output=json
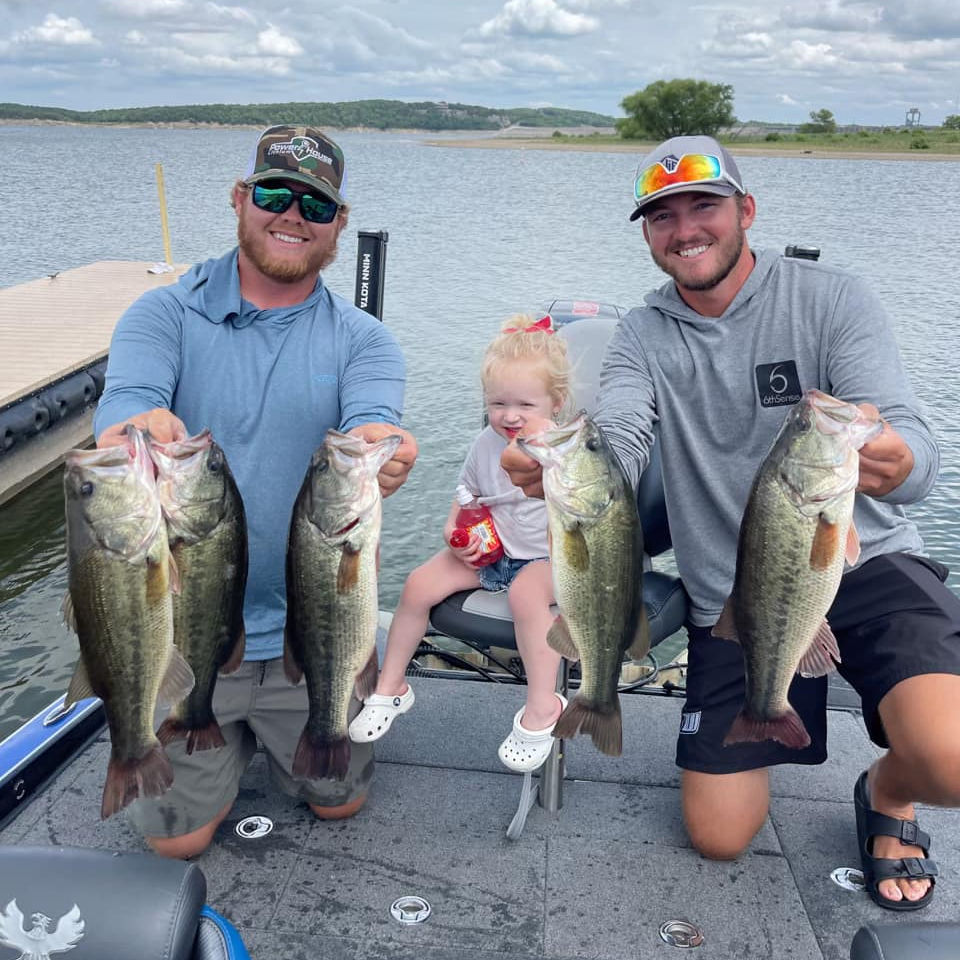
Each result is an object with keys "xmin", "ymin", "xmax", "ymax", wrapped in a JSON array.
[
  {"xmin": 446, "ymin": 528, "xmax": 482, "ymax": 568},
  {"xmin": 501, "ymin": 416, "xmax": 553, "ymax": 499}
]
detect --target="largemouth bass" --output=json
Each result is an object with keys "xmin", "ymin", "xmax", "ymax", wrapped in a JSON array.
[
  {"xmin": 284, "ymin": 430, "xmax": 402, "ymax": 780},
  {"xmin": 712, "ymin": 389, "xmax": 883, "ymax": 748},
  {"xmin": 150, "ymin": 430, "xmax": 248, "ymax": 755},
  {"xmin": 62, "ymin": 426, "xmax": 194, "ymax": 819},
  {"xmin": 518, "ymin": 413, "xmax": 648, "ymax": 756}
]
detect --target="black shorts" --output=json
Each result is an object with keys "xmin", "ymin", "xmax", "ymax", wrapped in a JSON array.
[{"xmin": 676, "ymin": 552, "xmax": 960, "ymax": 774}]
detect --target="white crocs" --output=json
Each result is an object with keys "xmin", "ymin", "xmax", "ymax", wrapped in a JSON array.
[
  {"xmin": 348, "ymin": 687, "xmax": 416, "ymax": 743},
  {"xmin": 497, "ymin": 695, "xmax": 568, "ymax": 772}
]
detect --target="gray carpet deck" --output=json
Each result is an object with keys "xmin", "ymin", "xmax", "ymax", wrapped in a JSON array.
[{"xmin": 2, "ymin": 676, "xmax": 957, "ymax": 959}]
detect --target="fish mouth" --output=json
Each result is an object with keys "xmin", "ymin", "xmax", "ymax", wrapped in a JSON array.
[
  {"xmin": 517, "ymin": 411, "xmax": 587, "ymax": 461},
  {"xmin": 805, "ymin": 390, "xmax": 882, "ymax": 446}
]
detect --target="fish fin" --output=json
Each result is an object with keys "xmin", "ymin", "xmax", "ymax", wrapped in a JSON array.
[
  {"xmin": 65, "ymin": 657, "xmax": 96, "ymax": 706},
  {"xmin": 546, "ymin": 615, "xmax": 580, "ymax": 661},
  {"xmin": 157, "ymin": 717, "xmax": 227, "ymax": 755},
  {"xmin": 337, "ymin": 545, "xmax": 362, "ymax": 594},
  {"xmin": 292, "ymin": 730, "xmax": 350, "ymax": 782},
  {"xmin": 797, "ymin": 620, "xmax": 841, "ymax": 677},
  {"xmin": 711, "ymin": 597, "xmax": 739, "ymax": 642},
  {"xmin": 810, "ymin": 515, "xmax": 842, "ymax": 572},
  {"xmin": 562, "ymin": 524, "xmax": 590, "ymax": 572},
  {"xmin": 100, "ymin": 743, "xmax": 174, "ymax": 820},
  {"xmin": 283, "ymin": 634, "xmax": 304, "ymax": 684},
  {"xmin": 60, "ymin": 592, "xmax": 77, "ymax": 633},
  {"xmin": 219, "ymin": 629, "xmax": 246, "ymax": 675},
  {"xmin": 157, "ymin": 646, "xmax": 195, "ymax": 710},
  {"xmin": 354, "ymin": 648, "xmax": 379, "ymax": 701},
  {"xmin": 723, "ymin": 707, "xmax": 811, "ymax": 750},
  {"xmin": 845, "ymin": 522, "xmax": 862, "ymax": 566},
  {"xmin": 553, "ymin": 696, "xmax": 622, "ymax": 756},
  {"xmin": 167, "ymin": 551, "xmax": 181, "ymax": 595},
  {"xmin": 146, "ymin": 556, "xmax": 170, "ymax": 605},
  {"xmin": 627, "ymin": 607, "xmax": 651, "ymax": 661}
]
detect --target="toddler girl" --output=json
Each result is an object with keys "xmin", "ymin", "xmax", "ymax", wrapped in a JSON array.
[{"xmin": 348, "ymin": 313, "xmax": 572, "ymax": 772}]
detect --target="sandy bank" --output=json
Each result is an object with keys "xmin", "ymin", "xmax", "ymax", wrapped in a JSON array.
[{"xmin": 425, "ymin": 137, "xmax": 960, "ymax": 162}]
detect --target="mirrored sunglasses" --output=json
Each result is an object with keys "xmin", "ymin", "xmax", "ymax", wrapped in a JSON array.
[
  {"xmin": 634, "ymin": 153, "xmax": 743, "ymax": 201},
  {"xmin": 250, "ymin": 183, "xmax": 340, "ymax": 224}
]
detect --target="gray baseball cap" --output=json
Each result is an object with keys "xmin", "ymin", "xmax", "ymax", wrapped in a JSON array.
[{"xmin": 630, "ymin": 135, "xmax": 745, "ymax": 221}]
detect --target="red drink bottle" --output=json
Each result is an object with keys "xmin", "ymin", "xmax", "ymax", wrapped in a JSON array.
[{"xmin": 451, "ymin": 485, "xmax": 504, "ymax": 567}]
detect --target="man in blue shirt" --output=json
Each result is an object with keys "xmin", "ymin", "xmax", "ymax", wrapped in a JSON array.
[{"xmin": 95, "ymin": 124, "xmax": 417, "ymax": 858}]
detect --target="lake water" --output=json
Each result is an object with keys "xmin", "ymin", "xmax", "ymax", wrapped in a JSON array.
[{"xmin": 1, "ymin": 125, "xmax": 958, "ymax": 741}]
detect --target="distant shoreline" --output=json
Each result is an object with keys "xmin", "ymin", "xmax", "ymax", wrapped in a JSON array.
[
  {"xmin": 425, "ymin": 137, "xmax": 960, "ymax": 162},
  {"xmin": 4, "ymin": 119, "xmax": 957, "ymax": 161}
]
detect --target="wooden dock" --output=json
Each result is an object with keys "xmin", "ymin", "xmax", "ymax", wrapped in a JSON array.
[{"xmin": 0, "ymin": 261, "xmax": 187, "ymax": 506}]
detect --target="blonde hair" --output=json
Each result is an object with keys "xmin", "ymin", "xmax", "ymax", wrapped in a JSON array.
[{"xmin": 480, "ymin": 313, "xmax": 572, "ymax": 420}]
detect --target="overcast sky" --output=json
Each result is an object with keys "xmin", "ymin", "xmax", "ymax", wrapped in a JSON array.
[{"xmin": 1, "ymin": 0, "xmax": 958, "ymax": 127}]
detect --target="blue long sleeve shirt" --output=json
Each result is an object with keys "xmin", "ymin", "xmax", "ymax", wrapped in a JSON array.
[{"xmin": 94, "ymin": 248, "xmax": 406, "ymax": 658}]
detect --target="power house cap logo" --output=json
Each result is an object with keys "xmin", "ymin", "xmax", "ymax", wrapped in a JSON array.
[
  {"xmin": 0, "ymin": 899, "xmax": 85, "ymax": 958},
  {"xmin": 268, "ymin": 135, "xmax": 333, "ymax": 168}
]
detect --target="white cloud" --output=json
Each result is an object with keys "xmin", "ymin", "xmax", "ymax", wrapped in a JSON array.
[
  {"xmin": 104, "ymin": 0, "xmax": 189, "ymax": 15},
  {"xmin": 14, "ymin": 13, "xmax": 98, "ymax": 46},
  {"xmin": 206, "ymin": 3, "xmax": 258, "ymax": 25},
  {"xmin": 476, "ymin": 0, "xmax": 599, "ymax": 39},
  {"xmin": 257, "ymin": 24, "xmax": 303, "ymax": 58}
]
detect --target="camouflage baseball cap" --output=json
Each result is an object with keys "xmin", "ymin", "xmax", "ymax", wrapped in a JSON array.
[{"xmin": 244, "ymin": 124, "xmax": 346, "ymax": 205}]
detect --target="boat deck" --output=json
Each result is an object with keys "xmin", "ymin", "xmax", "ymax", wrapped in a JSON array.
[{"xmin": 2, "ymin": 674, "xmax": 958, "ymax": 959}]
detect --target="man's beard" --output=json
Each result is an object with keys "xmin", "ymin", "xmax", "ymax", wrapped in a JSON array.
[
  {"xmin": 653, "ymin": 225, "xmax": 744, "ymax": 293},
  {"xmin": 237, "ymin": 215, "xmax": 339, "ymax": 283}
]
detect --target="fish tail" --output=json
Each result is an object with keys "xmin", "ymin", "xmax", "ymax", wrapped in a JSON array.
[
  {"xmin": 157, "ymin": 716, "xmax": 227, "ymax": 755},
  {"xmin": 292, "ymin": 730, "xmax": 351, "ymax": 782},
  {"xmin": 552, "ymin": 696, "xmax": 623, "ymax": 757},
  {"xmin": 100, "ymin": 743, "xmax": 174, "ymax": 820},
  {"xmin": 723, "ymin": 707, "xmax": 811, "ymax": 750}
]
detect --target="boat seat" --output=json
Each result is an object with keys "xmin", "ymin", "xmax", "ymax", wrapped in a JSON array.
[
  {"xmin": 429, "ymin": 315, "xmax": 689, "ymax": 660},
  {"xmin": 0, "ymin": 845, "xmax": 250, "ymax": 960},
  {"xmin": 850, "ymin": 921, "xmax": 960, "ymax": 960}
]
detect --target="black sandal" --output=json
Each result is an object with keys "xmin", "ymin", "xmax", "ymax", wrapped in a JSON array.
[{"xmin": 854, "ymin": 770, "xmax": 937, "ymax": 911}]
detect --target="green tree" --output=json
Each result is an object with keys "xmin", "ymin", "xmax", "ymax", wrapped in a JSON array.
[
  {"xmin": 798, "ymin": 108, "xmax": 837, "ymax": 133},
  {"xmin": 943, "ymin": 115, "xmax": 960, "ymax": 131},
  {"xmin": 617, "ymin": 79, "xmax": 735, "ymax": 140}
]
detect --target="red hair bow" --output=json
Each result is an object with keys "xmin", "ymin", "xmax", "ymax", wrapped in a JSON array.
[{"xmin": 503, "ymin": 314, "xmax": 554, "ymax": 334}]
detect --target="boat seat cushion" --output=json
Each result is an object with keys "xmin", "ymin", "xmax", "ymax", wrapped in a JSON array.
[
  {"xmin": 0, "ymin": 845, "xmax": 248, "ymax": 960},
  {"xmin": 850, "ymin": 922, "xmax": 960, "ymax": 960},
  {"xmin": 429, "ymin": 567, "xmax": 688, "ymax": 653}
]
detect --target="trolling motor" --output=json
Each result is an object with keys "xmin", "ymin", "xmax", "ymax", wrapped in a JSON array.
[
  {"xmin": 785, "ymin": 244, "xmax": 821, "ymax": 261},
  {"xmin": 354, "ymin": 230, "xmax": 389, "ymax": 320}
]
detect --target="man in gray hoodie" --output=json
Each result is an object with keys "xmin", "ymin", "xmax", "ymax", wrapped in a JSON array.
[{"xmin": 503, "ymin": 134, "xmax": 960, "ymax": 911}]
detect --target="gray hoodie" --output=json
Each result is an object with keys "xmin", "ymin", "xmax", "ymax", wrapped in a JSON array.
[{"xmin": 596, "ymin": 247, "xmax": 939, "ymax": 627}]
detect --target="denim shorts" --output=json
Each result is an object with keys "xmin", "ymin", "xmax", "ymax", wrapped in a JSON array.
[{"xmin": 478, "ymin": 555, "xmax": 548, "ymax": 592}]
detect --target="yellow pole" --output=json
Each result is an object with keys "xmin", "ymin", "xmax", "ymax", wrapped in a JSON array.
[{"xmin": 155, "ymin": 163, "xmax": 173, "ymax": 265}]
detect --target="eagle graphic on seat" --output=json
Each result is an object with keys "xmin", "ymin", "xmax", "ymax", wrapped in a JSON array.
[{"xmin": 0, "ymin": 900, "xmax": 84, "ymax": 959}]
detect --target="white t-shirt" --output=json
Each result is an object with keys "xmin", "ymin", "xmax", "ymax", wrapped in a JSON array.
[{"xmin": 457, "ymin": 426, "xmax": 549, "ymax": 559}]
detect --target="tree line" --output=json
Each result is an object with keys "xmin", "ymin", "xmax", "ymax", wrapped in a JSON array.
[
  {"xmin": 0, "ymin": 99, "xmax": 616, "ymax": 131},
  {"xmin": 617, "ymin": 79, "xmax": 960, "ymax": 139}
]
